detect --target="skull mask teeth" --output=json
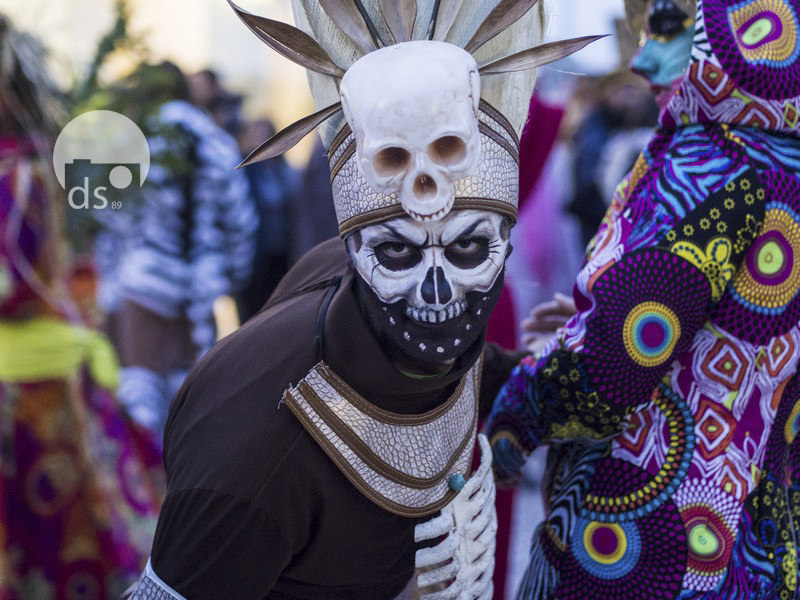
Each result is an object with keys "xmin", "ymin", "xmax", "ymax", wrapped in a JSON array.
[
  {"xmin": 340, "ymin": 41, "xmax": 482, "ymax": 223},
  {"xmin": 405, "ymin": 298, "xmax": 468, "ymax": 324},
  {"xmin": 347, "ymin": 210, "xmax": 511, "ymax": 324}
]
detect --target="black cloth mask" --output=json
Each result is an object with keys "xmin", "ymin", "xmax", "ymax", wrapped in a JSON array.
[{"xmin": 353, "ymin": 267, "xmax": 506, "ymax": 367}]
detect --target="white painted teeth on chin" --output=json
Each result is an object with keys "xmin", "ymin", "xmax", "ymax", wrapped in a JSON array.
[{"xmin": 405, "ymin": 299, "xmax": 467, "ymax": 323}]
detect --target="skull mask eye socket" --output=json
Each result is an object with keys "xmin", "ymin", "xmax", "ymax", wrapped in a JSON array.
[
  {"xmin": 374, "ymin": 147, "xmax": 411, "ymax": 177},
  {"xmin": 429, "ymin": 136, "xmax": 467, "ymax": 167},
  {"xmin": 444, "ymin": 237, "xmax": 490, "ymax": 269},
  {"xmin": 374, "ymin": 241, "xmax": 423, "ymax": 271}
]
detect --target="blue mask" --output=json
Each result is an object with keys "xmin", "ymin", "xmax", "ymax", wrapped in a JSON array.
[{"xmin": 631, "ymin": 23, "xmax": 695, "ymax": 88}]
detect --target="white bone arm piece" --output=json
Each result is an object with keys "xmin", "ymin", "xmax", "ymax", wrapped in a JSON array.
[
  {"xmin": 124, "ymin": 559, "xmax": 187, "ymax": 600},
  {"xmin": 414, "ymin": 434, "xmax": 497, "ymax": 600}
]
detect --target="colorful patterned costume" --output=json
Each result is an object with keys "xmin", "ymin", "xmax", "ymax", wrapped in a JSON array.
[
  {"xmin": 0, "ymin": 138, "xmax": 163, "ymax": 599},
  {"xmin": 486, "ymin": 0, "xmax": 800, "ymax": 597}
]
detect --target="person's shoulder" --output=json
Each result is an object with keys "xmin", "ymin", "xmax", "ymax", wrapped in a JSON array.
[
  {"xmin": 162, "ymin": 245, "xmax": 351, "ymax": 496},
  {"xmin": 197, "ymin": 237, "xmax": 348, "ymax": 376},
  {"xmin": 156, "ymin": 100, "xmax": 238, "ymax": 155},
  {"xmin": 163, "ymin": 342, "xmax": 312, "ymax": 499},
  {"xmin": 154, "ymin": 100, "xmax": 203, "ymax": 130}
]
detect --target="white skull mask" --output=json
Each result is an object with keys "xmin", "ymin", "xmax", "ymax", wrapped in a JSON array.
[
  {"xmin": 348, "ymin": 210, "xmax": 510, "ymax": 324},
  {"xmin": 340, "ymin": 41, "xmax": 481, "ymax": 222}
]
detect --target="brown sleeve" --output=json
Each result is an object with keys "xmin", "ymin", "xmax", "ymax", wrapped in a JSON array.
[{"xmin": 151, "ymin": 489, "xmax": 292, "ymax": 599}]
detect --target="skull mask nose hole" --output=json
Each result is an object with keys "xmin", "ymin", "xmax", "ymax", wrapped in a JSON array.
[
  {"xmin": 421, "ymin": 267, "xmax": 451, "ymax": 306},
  {"xmin": 374, "ymin": 147, "xmax": 411, "ymax": 177},
  {"xmin": 429, "ymin": 136, "xmax": 467, "ymax": 166},
  {"xmin": 414, "ymin": 174, "xmax": 437, "ymax": 200}
]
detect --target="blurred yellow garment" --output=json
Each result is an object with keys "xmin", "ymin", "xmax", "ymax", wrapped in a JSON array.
[{"xmin": 0, "ymin": 316, "xmax": 120, "ymax": 388}]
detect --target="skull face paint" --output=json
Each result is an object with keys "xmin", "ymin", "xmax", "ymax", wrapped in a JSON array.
[
  {"xmin": 340, "ymin": 41, "xmax": 481, "ymax": 222},
  {"xmin": 347, "ymin": 210, "xmax": 511, "ymax": 364}
]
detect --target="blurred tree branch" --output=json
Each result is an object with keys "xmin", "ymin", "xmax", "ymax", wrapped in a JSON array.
[{"xmin": 71, "ymin": 0, "xmax": 147, "ymax": 111}]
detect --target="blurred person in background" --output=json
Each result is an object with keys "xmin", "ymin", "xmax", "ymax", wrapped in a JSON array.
[
  {"xmin": 235, "ymin": 119, "xmax": 298, "ymax": 322},
  {"xmin": 186, "ymin": 69, "xmax": 220, "ymax": 115},
  {"xmin": 488, "ymin": 0, "xmax": 800, "ymax": 597},
  {"xmin": 630, "ymin": 0, "xmax": 697, "ymax": 111},
  {"xmin": 210, "ymin": 92, "xmax": 245, "ymax": 138},
  {"xmin": 511, "ymin": 85, "xmax": 583, "ymax": 323},
  {"xmin": 187, "ymin": 69, "xmax": 244, "ymax": 137},
  {"xmin": 97, "ymin": 61, "xmax": 256, "ymax": 438},
  {"xmin": 566, "ymin": 72, "xmax": 659, "ymax": 247},
  {"xmin": 0, "ymin": 15, "xmax": 161, "ymax": 598}
]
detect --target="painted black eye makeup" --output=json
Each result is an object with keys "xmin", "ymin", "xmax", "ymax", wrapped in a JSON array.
[
  {"xmin": 373, "ymin": 241, "xmax": 424, "ymax": 271},
  {"xmin": 444, "ymin": 237, "xmax": 490, "ymax": 269}
]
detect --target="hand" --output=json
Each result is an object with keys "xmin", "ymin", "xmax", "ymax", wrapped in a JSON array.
[{"xmin": 520, "ymin": 292, "xmax": 577, "ymax": 353}]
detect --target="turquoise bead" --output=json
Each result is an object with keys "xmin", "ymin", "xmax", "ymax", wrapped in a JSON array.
[{"xmin": 448, "ymin": 473, "xmax": 466, "ymax": 492}]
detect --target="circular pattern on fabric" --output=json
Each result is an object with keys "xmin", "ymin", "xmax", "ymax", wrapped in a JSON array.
[
  {"xmin": 558, "ymin": 489, "xmax": 688, "ymax": 598},
  {"xmin": 704, "ymin": 0, "xmax": 800, "ymax": 99},
  {"xmin": 571, "ymin": 519, "xmax": 642, "ymax": 580},
  {"xmin": 584, "ymin": 248, "xmax": 709, "ymax": 409},
  {"xmin": 623, "ymin": 302, "xmax": 681, "ymax": 367},
  {"xmin": 57, "ymin": 562, "xmax": 106, "ymax": 600},
  {"xmin": 583, "ymin": 382, "xmax": 695, "ymax": 522},
  {"xmin": 672, "ymin": 477, "xmax": 741, "ymax": 591},
  {"xmin": 785, "ymin": 399, "xmax": 800, "ymax": 443},
  {"xmin": 735, "ymin": 209, "xmax": 800, "ymax": 306},
  {"xmin": 682, "ymin": 506, "xmax": 735, "ymax": 578},
  {"xmin": 64, "ymin": 571, "xmax": 101, "ymax": 600},
  {"xmin": 732, "ymin": 0, "xmax": 800, "ymax": 64},
  {"xmin": 751, "ymin": 234, "xmax": 791, "ymax": 280},
  {"xmin": 688, "ymin": 522, "xmax": 720, "ymax": 557},
  {"xmin": 712, "ymin": 171, "xmax": 800, "ymax": 345},
  {"xmin": 24, "ymin": 450, "xmax": 81, "ymax": 517}
]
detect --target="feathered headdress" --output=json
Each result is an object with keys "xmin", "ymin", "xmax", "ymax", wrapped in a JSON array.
[{"xmin": 230, "ymin": 0, "xmax": 604, "ymax": 234}]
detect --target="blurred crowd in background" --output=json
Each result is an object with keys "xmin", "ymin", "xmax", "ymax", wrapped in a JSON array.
[{"xmin": 0, "ymin": 0, "xmax": 663, "ymax": 597}]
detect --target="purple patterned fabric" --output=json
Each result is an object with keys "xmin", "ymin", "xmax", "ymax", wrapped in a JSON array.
[
  {"xmin": 487, "ymin": 0, "xmax": 800, "ymax": 597},
  {"xmin": 0, "ymin": 138, "xmax": 48, "ymax": 319},
  {"xmin": 0, "ymin": 375, "xmax": 163, "ymax": 599}
]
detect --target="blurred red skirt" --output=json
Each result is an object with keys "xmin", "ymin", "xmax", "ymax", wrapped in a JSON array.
[{"xmin": 0, "ymin": 373, "xmax": 162, "ymax": 599}]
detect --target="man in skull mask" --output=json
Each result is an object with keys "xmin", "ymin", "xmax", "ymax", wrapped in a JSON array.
[{"xmin": 127, "ymin": 1, "xmax": 600, "ymax": 599}]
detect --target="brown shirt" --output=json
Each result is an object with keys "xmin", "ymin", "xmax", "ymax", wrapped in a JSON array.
[{"xmin": 151, "ymin": 238, "xmax": 522, "ymax": 599}]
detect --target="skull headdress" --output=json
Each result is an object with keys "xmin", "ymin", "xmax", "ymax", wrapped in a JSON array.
[{"xmin": 230, "ymin": 0, "xmax": 601, "ymax": 364}]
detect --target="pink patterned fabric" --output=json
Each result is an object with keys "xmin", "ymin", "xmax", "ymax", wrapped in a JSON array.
[{"xmin": 487, "ymin": 0, "xmax": 800, "ymax": 597}]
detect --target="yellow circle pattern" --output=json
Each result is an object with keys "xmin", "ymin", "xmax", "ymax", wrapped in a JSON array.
[
  {"xmin": 730, "ymin": 0, "xmax": 799, "ymax": 63},
  {"xmin": 785, "ymin": 400, "xmax": 800, "ymax": 443},
  {"xmin": 733, "ymin": 209, "xmax": 800, "ymax": 309},
  {"xmin": 623, "ymin": 301, "xmax": 682, "ymax": 367},
  {"xmin": 584, "ymin": 522, "xmax": 628, "ymax": 564}
]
